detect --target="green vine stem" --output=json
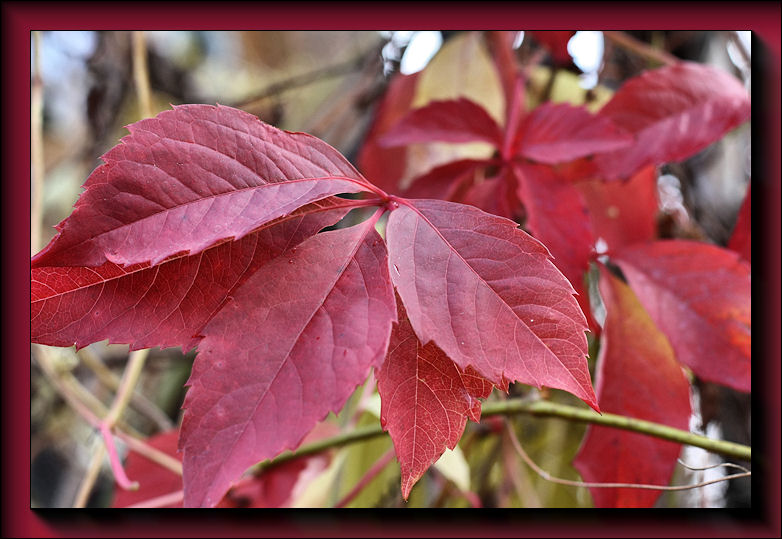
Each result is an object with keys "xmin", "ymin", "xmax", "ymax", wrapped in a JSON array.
[{"xmin": 252, "ymin": 397, "xmax": 750, "ymax": 475}]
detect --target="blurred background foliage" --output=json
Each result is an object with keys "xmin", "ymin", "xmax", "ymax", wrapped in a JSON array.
[{"xmin": 31, "ymin": 30, "xmax": 750, "ymax": 508}]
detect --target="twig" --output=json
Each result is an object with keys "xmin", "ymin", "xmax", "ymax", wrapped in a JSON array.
[
  {"xmin": 73, "ymin": 439, "xmax": 106, "ymax": 508},
  {"xmin": 132, "ymin": 31, "xmax": 152, "ymax": 118},
  {"xmin": 603, "ymin": 31, "xmax": 678, "ymax": 67},
  {"xmin": 73, "ymin": 349, "xmax": 150, "ymax": 506},
  {"xmin": 333, "ymin": 447, "xmax": 395, "ymax": 508},
  {"xmin": 78, "ymin": 347, "xmax": 174, "ymax": 431},
  {"xmin": 31, "ymin": 30, "xmax": 44, "ymax": 255},
  {"xmin": 116, "ymin": 431, "xmax": 183, "ymax": 476},
  {"xmin": 504, "ymin": 420, "xmax": 750, "ymax": 493},
  {"xmin": 231, "ymin": 52, "xmax": 371, "ymax": 110},
  {"xmin": 677, "ymin": 458, "xmax": 750, "ymax": 474}
]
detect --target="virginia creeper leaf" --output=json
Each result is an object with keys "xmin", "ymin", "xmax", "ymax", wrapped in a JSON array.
[
  {"xmin": 403, "ymin": 159, "xmax": 488, "ymax": 202},
  {"xmin": 461, "ymin": 169, "xmax": 521, "ymax": 220},
  {"xmin": 728, "ymin": 184, "xmax": 751, "ymax": 264},
  {"xmin": 512, "ymin": 102, "xmax": 633, "ymax": 164},
  {"xmin": 32, "ymin": 104, "xmax": 376, "ymax": 268},
  {"xmin": 612, "ymin": 240, "xmax": 751, "ymax": 392},
  {"xmin": 31, "ymin": 199, "xmax": 352, "ymax": 352},
  {"xmin": 515, "ymin": 163, "xmax": 597, "ymax": 333},
  {"xmin": 575, "ymin": 165, "xmax": 659, "ymax": 252},
  {"xmin": 380, "ymin": 98, "xmax": 505, "ymax": 148},
  {"xmin": 574, "ymin": 267, "xmax": 691, "ymax": 508},
  {"xmin": 377, "ymin": 299, "xmax": 492, "ymax": 499},
  {"xmin": 180, "ymin": 216, "xmax": 396, "ymax": 507},
  {"xmin": 386, "ymin": 199, "xmax": 598, "ymax": 410},
  {"xmin": 595, "ymin": 62, "xmax": 750, "ymax": 179}
]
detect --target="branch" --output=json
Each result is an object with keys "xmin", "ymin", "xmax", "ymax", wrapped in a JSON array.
[
  {"xmin": 132, "ymin": 31, "xmax": 152, "ymax": 118},
  {"xmin": 481, "ymin": 399, "xmax": 751, "ymax": 461},
  {"xmin": 603, "ymin": 31, "xmax": 678, "ymax": 67},
  {"xmin": 73, "ymin": 349, "xmax": 150, "ymax": 506},
  {"xmin": 250, "ymin": 397, "xmax": 750, "ymax": 475},
  {"xmin": 231, "ymin": 51, "xmax": 373, "ymax": 110}
]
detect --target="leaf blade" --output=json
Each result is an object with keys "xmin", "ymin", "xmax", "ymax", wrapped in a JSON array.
[
  {"xmin": 386, "ymin": 199, "xmax": 597, "ymax": 410},
  {"xmin": 612, "ymin": 240, "xmax": 751, "ymax": 392},
  {"xmin": 377, "ymin": 299, "xmax": 492, "ymax": 499},
  {"xmin": 573, "ymin": 267, "xmax": 691, "ymax": 508},
  {"xmin": 595, "ymin": 62, "xmax": 750, "ymax": 179},
  {"xmin": 180, "ymin": 217, "xmax": 396, "ymax": 507},
  {"xmin": 32, "ymin": 104, "xmax": 377, "ymax": 268}
]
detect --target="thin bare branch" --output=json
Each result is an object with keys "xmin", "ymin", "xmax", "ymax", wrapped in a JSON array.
[{"xmin": 504, "ymin": 420, "xmax": 750, "ymax": 494}]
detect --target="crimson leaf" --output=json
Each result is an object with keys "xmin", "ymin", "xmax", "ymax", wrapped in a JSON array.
[
  {"xmin": 612, "ymin": 240, "xmax": 751, "ymax": 392},
  {"xmin": 31, "ymin": 199, "xmax": 352, "ymax": 352},
  {"xmin": 379, "ymin": 98, "xmax": 505, "ymax": 148},
  {"xmin": 180, "ymin": 215, "xmax": 396, "ymax": 507},
  {"xmin": 385, "ymin": 199, "xmax": 598, "ymax": 410},
  {"xmin": 377, "ymin": 299, "xmax": 493, "ymax": 499},
  {"xmin": 574, "ymin": 266, "xmax": 691, "ymax": 507},
  {"xmin": 512, "ymin": 102, "xmax": 633, "ymax": 164},
  {"xmin": 515, "ymin": 163, "xmax": 597, "ymax": 333},
  {"xmin": 574, "ymin": 165, "xmax": 659, "ymax": 252},
  {"xmin": 595, "ymin": 62, "xmax": 750, "ymax": 179},
  {"xmin": 32, "ymin": 104, "xmax": 379, "ymax": 268}
]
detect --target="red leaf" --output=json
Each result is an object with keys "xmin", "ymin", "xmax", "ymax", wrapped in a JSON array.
[
  {"xmin": 31, "ymin": 199, "xmax": 353, "ymax": 352},
  {"xmin": 386, "ymin": 199, "xmax": 598, "ymax": 410},
  {"xmin": 728, "ymin": 184, "xmax": 751, "ymax": 263},
  {"xmin": 380, "ymin": 98, "xmax": 505, "ymax": 148},
  {"xmin": 573, "ymin": 267, "xmax": 691, "ymax": 508},
  {"xmin": 595, "ymin": 62, "xmax": 750, "ymax": 179},
  {"xmin": 358, "ymin": 72, "xmax": 421, "ymax": 194},
  {"xmin": 377, "ymin": 299, "xmax": 492, "ymax": 499},
  {"xmin": 612, "ymin": 241, "xmax": 751, "ymax": 392},
  {"xmin": 513, "ymin": 102, "xmax": 633, "ymax": 164},
  {"xmin": 32, "ymin": 104, "xmax": 377, "ymax": 269},
  {"xmin": 575, "ymin": 165, "xmax": 659, "ymax": 252},
  {"xmin": 461, "ymin": 168, "xmax": 521, "ymax": 220},
  {"xmin": 515, "ymin": 164, "xmax": 597, "ymax": 333},
  {"xmin": 179, "ymin": 216, "xmax": 396, "ymax": 507},
  {"xmin": 403, "ymin": 159, "xmax": 489, "ymax": 202},
  {"xmin": 527, "ymin": 31, "xmax": 576, "ymax": 65}
]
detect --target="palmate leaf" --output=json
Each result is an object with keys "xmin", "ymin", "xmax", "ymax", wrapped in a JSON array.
[{"xmin": 31, "ymin": 104, "xmax": 599, "ymax": 507}]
